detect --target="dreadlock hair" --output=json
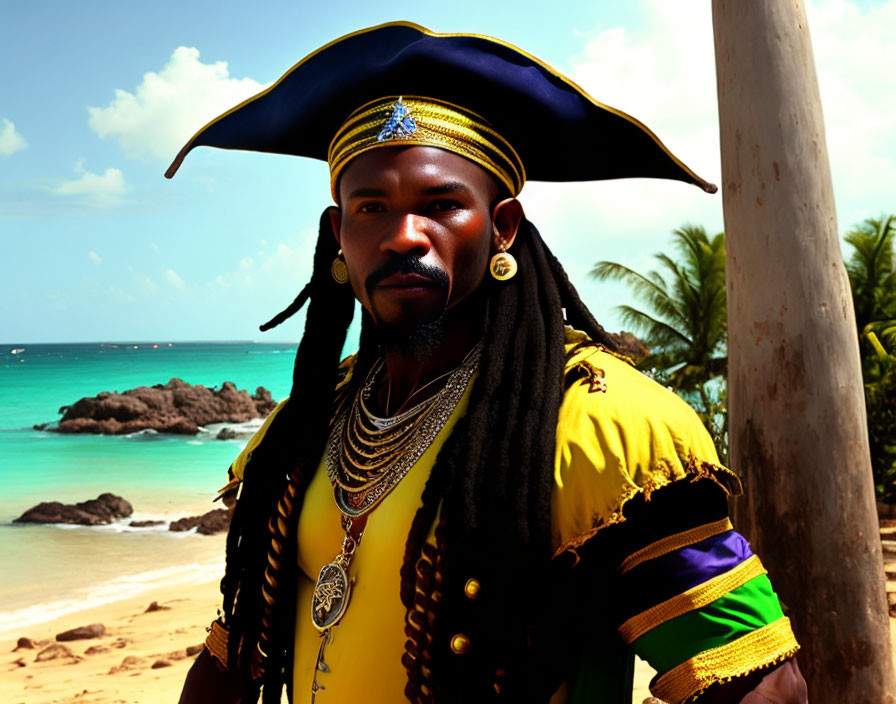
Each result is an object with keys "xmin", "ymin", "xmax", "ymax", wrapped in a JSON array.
[
  {"xmin": 218, "ymin": 209, "xmax": 356, "ymax": 700},
  {"xmin": 220, "ymin": 206, "xmax": 617, "ymax": 702}
]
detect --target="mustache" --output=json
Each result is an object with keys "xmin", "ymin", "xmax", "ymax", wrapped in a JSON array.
[{"xmin": 365, "ymin": 256, "xmax": 450, "ymax": 295}]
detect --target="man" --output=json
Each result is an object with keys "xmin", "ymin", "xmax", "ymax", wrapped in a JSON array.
[{"xmin": 170, "ymin": 22, "xmax": 808, "ymax": 704}]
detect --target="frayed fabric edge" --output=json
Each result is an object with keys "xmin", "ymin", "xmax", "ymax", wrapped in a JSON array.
[{"xmin": 552, "ymin": 458, "xmax": 742, "ymax": 560}]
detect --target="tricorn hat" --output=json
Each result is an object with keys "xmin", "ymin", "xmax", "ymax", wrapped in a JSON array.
[{"xmin": 165, "ymin": 21, "xmax": 716, "ymax": 195}]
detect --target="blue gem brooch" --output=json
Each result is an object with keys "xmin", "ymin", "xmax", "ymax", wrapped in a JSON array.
[{"xmin": 377, "ymin": 97, "xmax": 417, "ymax": 142}]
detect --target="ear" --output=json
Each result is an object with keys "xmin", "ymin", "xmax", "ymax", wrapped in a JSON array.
[
  {"xmin": 491, "ymin": 198, "xmax": 524, "ymax": 251},
  {"xmin": 326, "ymin": 205, "xmax": 342, "ymax": 246}
]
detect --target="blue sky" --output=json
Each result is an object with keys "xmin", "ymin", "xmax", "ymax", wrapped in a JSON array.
[{"xmin": 2, "ymin": 0, "xmax": 893, "ymax": 343}]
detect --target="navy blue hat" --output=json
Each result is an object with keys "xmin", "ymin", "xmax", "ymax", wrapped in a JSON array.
[{"xmin": 165, "ymin": 21, "xmax": 716, "ymax": 194}]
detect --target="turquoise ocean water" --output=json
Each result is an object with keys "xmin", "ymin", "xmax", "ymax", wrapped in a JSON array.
[{"xmin": 0, "ymin": 342, "xmax": 300, "ymax": 636}]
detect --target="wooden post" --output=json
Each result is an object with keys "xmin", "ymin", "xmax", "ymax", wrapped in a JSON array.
[{"xmin": 711, "ymin": 1, "xmax": 895, "ymax": 700}]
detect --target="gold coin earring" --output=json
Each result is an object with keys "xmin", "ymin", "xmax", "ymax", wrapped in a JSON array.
[
  {"xmin": 489, "ymin": 241, "xmax": 517, "ymax": 281},
  {"xmin": 331, "ymin": 249, "xmax": 349, "ymax": 284}
]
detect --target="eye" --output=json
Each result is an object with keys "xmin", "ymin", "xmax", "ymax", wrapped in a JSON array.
[
  {"xmin": 429, "ymin": 199, "xmax": 462, "ymax": 212},
  {"xmin": 358, "ymin": 201, "xmax": 385, "ymax": 214}
]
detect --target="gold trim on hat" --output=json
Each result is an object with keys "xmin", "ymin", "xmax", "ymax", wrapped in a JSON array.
[{"xmin": 327, "ymin": 96, "xmax": 525, "ymax": 200}]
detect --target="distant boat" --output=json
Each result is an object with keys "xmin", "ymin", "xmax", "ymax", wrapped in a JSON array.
[{"xmin": 11, "ymin": 348, "xmax": 24, "ymax": 355}]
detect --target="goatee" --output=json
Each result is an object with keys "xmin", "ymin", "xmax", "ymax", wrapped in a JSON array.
[{"xmin": 377, "ymin": 315, "xmax": 445, "ymax": 360}]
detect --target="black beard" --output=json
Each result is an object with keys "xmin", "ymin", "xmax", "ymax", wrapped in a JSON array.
[{"xmin": 377, "ymin": 314, "xmax": 445, "ymax": 360}]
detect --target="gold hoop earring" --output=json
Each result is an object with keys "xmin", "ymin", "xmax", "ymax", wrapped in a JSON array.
[
  {"xmin": 331, "ymin": 249, "xmax": 349, "ymax": 284},
  {"xmin": 489, "ymin": 242, "xmax": 517, "ymax": 281}
]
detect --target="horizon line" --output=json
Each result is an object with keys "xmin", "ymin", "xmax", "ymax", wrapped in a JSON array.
[{"xmin": 1, "ymin": 340, "xmax": 299, "ymax": 346}]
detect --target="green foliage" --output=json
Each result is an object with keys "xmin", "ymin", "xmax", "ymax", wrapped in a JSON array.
[
  {"xmin": 864, "ymin": 356, "xmax": 896, "ymax": 502},
  {"xmin": 591, "ymin": 225, "xmax": 728, "ymax": 458},
  {"xmin": 844, "ymin": 214, "xmax": 896, "ymax": 342},
  {"xmin": 844, "ymin": 214, "xmax": 896, "ymax": 500}
]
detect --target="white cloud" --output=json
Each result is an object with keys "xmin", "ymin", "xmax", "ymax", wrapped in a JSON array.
[
  {"xmin": 520, "ymin": 0, "xmax": 723, "ymax": 322},
  {"xmin": 805, "ymin": 0, "xmax": 896, "ymax": 226},
  {"xmin": 0, "ymin": 118, "xmax": 27, "ymax": 157},
  {"xmin": 53, "ymin": 159, "xmax": 128, "ymax": 207},
  {"xmin": 165, "ymin": 268, "xmax": 188, "ymax": 292},
  {"xmin": 88, "ymin": 46, "xmax": 265, "ymax": 161},
  {"xmin": 88, "ymin": 251, "xmax": 102, "ymax": 265},
  {"xmin": 518, "ymin": 0, "xmax": 896, "ymax": 330}
]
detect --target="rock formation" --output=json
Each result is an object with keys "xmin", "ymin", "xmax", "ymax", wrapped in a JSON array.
[
  {"xmin": 56, "ymin": 623, "xmax": 106, "ymax": 642},
  {"xmin": 40, "ymin": 379, "xmax": 276, "ymax": 435},
  {"xmin": 606, "ymin": 331, "xmax": 649, "ymax": 361},
  {"xmin": 169, "ymin": 508, "xmax": 232, "ymax": 535},
  {"xmin": 13, "ymin": 493, "xmax": 133, "ymax": 525}
]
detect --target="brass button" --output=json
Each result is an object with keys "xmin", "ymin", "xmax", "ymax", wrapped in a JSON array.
[
  {"xmin": 464, "ymin": 578, "xmax": 481, "ymax": 599},
  {"xmin": 450, "ymin": 633, "xmax": 471, "ymax": 654}
]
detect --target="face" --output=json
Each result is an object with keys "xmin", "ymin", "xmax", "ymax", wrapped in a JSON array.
[{"xmin": 330, "ymin": 146, "xmax": 521, "ymax": 335}]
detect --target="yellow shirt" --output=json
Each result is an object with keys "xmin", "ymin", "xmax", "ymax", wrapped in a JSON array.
[
  {"xmin": 229, "ymin": 330, "xmax": 735, "ymax": 703},
  {"xmin": 291, "ymin": 375, "xmax": 473, "ymax": 703}
]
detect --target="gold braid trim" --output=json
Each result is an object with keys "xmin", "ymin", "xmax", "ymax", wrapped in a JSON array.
[
  {"xmin": 204, "ymin": 618, "xmax": 230, "ymax": 668},
  {"xmin": 619, "ymin": 517, "xmax": 734, "ymax": 574},
  {"xmin": 652, "ymin": 617, "xmax": 800, "ymax": 704},
  {"xmin": 328, "ymin": 96, "xmax": 525, "ymax": 199},
  {"xmin": 619, "ymin": 555, "xmax": 766, "ymax": 644},
  {"xmin": 552, "ymin": 458, "xmax": 742, "ymax": 559}
]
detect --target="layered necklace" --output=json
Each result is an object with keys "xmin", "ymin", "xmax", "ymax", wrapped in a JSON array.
[
  {"xmin": 326, "ymin": 342, "xmax": 482, "ymax": 517},
  {"xmin": 309, "ymin": 342, "xmax": 482, "ymax": 700}
]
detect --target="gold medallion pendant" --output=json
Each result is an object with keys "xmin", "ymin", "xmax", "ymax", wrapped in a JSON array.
[{"xmin": 311, "ymin": 561, "xmax": 351, "ymax": 631}]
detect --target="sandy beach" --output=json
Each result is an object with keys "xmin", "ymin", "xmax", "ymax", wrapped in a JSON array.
[
  {"xmin": 2, "ymin": 543, "xmax": 894, "ymax": 704},
  {"xmin": 0, "ymin": 563, "xmax": 223, "ymax": 704}
]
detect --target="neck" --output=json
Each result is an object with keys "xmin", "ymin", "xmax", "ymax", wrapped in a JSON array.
[{"xmin": 376, "ymin": 295, "xmax": 486, "ymax": 415}]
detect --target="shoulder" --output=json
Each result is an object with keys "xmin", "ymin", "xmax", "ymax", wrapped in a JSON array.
[
  {"xmin": 551, "ymin": 329, "xmax": 740, "ymax": 556},
  {"xmin": 225, "ymin": 353, "xmax": 359, "ymax": 486}
]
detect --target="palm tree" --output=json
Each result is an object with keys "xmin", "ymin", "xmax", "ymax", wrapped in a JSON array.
[
  {"xmin": 844, "ymin": 214, "xmax": 896, "ymax": 347},
  {"xmin": 590, "ymin": 225, "xmax": 727, "ymax": 410}
]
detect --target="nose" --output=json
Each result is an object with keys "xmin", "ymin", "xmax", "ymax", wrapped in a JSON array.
[{"xmin": 380, "ymin": 214, "xmax": 431, "ymax": 257}]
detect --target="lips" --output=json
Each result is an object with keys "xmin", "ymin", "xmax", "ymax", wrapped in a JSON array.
[{"xmin": 377, "ymin": 273, "xmax": 438, "ymax": 289}]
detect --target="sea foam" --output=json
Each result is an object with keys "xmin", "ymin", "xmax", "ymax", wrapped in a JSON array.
[{"xmin": 0, "ymin": 559, "xmax": 224, "ymax": 637}]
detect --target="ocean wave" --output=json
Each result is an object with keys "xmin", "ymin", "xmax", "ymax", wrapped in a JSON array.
[
  {"xmin": 0, "ymin": 559, "xmax": 224, "ymax": 637},
  {"xmin": 24, "ymin": 511, "xmax": 215, "ymax": 534}
]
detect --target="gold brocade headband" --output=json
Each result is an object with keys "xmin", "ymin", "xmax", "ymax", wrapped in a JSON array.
[{"xmin": 327, "ymin": 96, "xmax": 526, "ymax": 201}]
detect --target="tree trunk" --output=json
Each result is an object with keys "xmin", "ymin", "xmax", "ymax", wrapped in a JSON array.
[{"xmin": 711, "ymin": 1, "xmax": 895, "ymax": 701}]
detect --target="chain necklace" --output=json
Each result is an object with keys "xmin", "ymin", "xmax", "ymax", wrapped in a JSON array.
[
  {"xmin": 309, "ymin": 342, "xmax": 482, "ymax": 700},
  {"xmin": 325, "ymin": 341, "xmax": 483, "ymax": 517}
]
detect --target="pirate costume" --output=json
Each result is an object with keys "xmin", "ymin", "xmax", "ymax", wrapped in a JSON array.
[{"xmin": 169, "ymin": 22, "xmax": 799, "ymax": 704}]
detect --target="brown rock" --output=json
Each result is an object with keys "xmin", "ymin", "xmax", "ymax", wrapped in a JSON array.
[
  {"xmin": 196, "ymin": 508, "xmax": 233, "ymax": 535},
  {"xmin": 14, "ymin": 637, "xmax": 35, "ymax": 651},
  {"xmin": 170, "ymin": 508, "xmax": 232, "ymax": 535},
  {"xmin": 14, "ymin": 494, "xmax": 132, "ymax": 525},
  {"xmin": 56, "ymin": 623, "xmax": 105, "ymax": 641},
  {"xmin": 84, "ymin": 645, "xmax": 110, "ymax": 655},
  {"xmin": 130, "ymin": 519, "xmax": 165, "ymax": 528},
  {"xmin": 169, "ymin": 516, "xmax": 202, "ymax": 532},
  {"xmin": 252, "ymin": 386, "xmax": 276, "ymax": 416},
  {"xmin": 216, "ymin": 427, "xmax": 239, "ymax": 440},
  {"xmin": 45, "ymin": 378, "xmax": 277, "ymax": 435},
  {"xmin": 111, "ymin": 655, "xmax": 146, "ymax": 673},
  {"xmin": 145, "ymin": 601, "xmax": 170, "ymax": 613},
  {"xmin": 151, "ymin": 659, "xmax": 173, "ymax": 669},
  {"xmin": 185, "ymin": 644, "xmax": 205, "ymax": 657},
  {"xmin": 13, "ymin": 656, "xmax": 26, "ymax": 667},
  {"xmin": 607, "ymin": 331, "xmax": 649, "ymax": 361},
  {"xmin": 36, "ymin": 644, "xmax": 74, "ymax": 661}
]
